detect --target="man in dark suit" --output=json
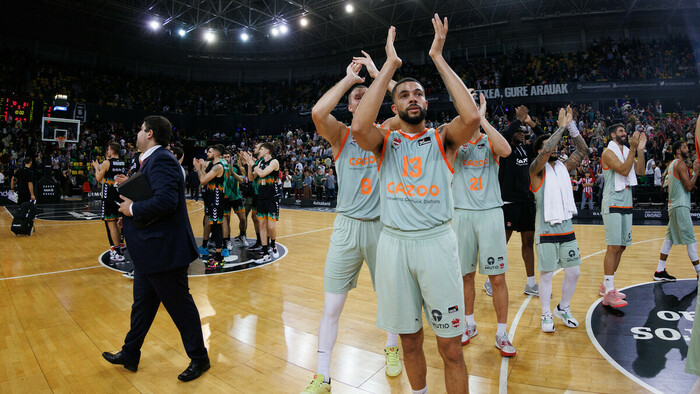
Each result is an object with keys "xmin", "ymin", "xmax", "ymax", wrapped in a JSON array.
[{"xmin": 102, "ymin": 115, "xmax": 210, "ymax": 382}]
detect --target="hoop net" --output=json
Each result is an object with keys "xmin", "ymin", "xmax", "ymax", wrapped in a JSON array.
[{"xmin": 57, "ymin": 136, "xmax": 66, "ymax": 149}]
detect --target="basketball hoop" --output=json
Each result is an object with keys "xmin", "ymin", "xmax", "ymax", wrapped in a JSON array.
[{"xmin": 57, "ymin": 136, "xmax": 66, "ymax": 149}]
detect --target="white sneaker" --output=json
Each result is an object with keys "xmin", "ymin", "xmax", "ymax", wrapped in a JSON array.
[
  {"xmin": 494, "ymin": 333, "xmax": 516, "ymax": 357},
  {"xmin": 237, "ymin": 235, "xmax": 249, "ymax": 246},
  {"xmin": 256, "ymin": 253, "xmax": 272, "ymax": 264},
  {"xmin": 122, "ymin": 270, "xmax": 134, "ymax": 279},
  {"xmin": 272, "ymin": 246, "xmax": 280, "ymax": 258},
  {"xmin": 110, "ymin": 250, "xmax": 125, "ymax": 262},
  {"xmin": 541, "ymin": 312, "xmax": 555, "ymax": 333},
  {"xmin": 553, "ymin": 304, "xmax": 579, "ymax": 328},
  {"xmin": 226, "ymin": 240, "xmax": 233, "ymax": 250},
  {"xmin": 483, "ymin": 280, "xmax": 493, "ymax": 297},
  {"xmin": 461, "ymin": 322, "xmax": 478, "ymax": 345},
  {"xmin": 524, "ymin": 283, "xmax": 539, "ymax": 296}
]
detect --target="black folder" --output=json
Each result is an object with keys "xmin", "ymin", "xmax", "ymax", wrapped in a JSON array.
[{"xmin": 116, "ymin": 171, "xmax": 153, "ymax": 202}]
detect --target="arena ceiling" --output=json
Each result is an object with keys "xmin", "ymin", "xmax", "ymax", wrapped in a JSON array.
[{"xmin": 6, "ymin": 0, "xmax": 697, "ymax": 61}]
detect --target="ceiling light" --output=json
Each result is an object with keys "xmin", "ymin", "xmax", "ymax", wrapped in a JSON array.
[
  {"xmin": 178, "ymin": 29, "xmax": 186, "ymax": 37},
  {"xmin": 279, "ymin": 25, "xmax": 288, "ymax": 34},
  {"xmin": 345, "ymin": 3, "xmax": 354, "ymax": 13},
  {"xmin": 300, "ymin": 17, "xmax": 309, "ymax": 27},
  {"xmin": 240, "ymin": 32, "xmax": 249, "ymax": 41},
  {"xmin": 149, "ymin": 20, "xmax": 160, "ymax": 30},
  {"xmin": 204, "ymin": 31, "xmax": 216, "ymax": 43},
  {"xmin": 271, "ymin": 27, "xmax": 279, "ymax": 37}
]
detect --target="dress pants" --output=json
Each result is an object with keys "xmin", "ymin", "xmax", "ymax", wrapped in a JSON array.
[{"xmin": 121, "ymin": 265, "xmax": 208, "ymax": 364}]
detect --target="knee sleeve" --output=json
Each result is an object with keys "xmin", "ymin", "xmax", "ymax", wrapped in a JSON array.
[
  {"xmin": 661, "ymin": 239, "xmax": 673, "ymax": 255},
  {"xmin": 688, "ymin": 242, "xmax": 699, "ymax": 262},
  {"xmin": 540, "ymin": 271, "xmax": 554, "ymax": 285}
]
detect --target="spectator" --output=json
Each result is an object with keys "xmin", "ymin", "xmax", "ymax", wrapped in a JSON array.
[
  {"xmin": 303, "ymin": 170, "xmax": 313, "ymax": 199},
  {"xmin": 323, "ymin": 169, "xmax": 336, "ymax": 201}
]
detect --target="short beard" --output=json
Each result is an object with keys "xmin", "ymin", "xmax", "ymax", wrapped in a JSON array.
[
  {"xmin": 398, "ymin": 108, "xmax": 427, "ymax": 125},
  {"xmin": 548, "ymin": 155, "xmax": 559, "ymax": 162},
  {"xmin": 614, "ymin": 134, "xmax": 628, "ymax": 146}
]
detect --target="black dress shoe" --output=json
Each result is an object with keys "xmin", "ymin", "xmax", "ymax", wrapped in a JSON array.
[
  {"xmin": 102, "ymin": 351, "xmax": 138, "ymax": 372},
  {"xmin": 177, "ymin": 359, "xmax": 210, "ymax": 382}
]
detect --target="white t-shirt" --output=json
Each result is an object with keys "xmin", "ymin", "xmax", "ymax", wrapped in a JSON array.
[{"xmin": 654, "ymin": 167, "xmax": 662, "ymax": 186}]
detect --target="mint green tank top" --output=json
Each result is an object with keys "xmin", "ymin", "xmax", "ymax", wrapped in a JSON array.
[
  {"xmin": 453, "ymin": 134, "xmax": 503, "ymax": 210},
  {"xmin": 335, "ymin": 128, "xmax": 380, "ymax": 219},
  {"xmin": 378, "ymin": 128, "xmax": 454, "ymax": 231},
  {"xmin": 667, "ymin": 159, "xmax": 690, "ymax": 211}
]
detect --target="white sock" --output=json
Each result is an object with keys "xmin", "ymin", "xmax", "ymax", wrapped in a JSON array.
[
  {"xmin": 465, "ymin": 314, "xmax": 476, "ymax": 326},
  {"xmin": 656, "ymin": 260, "xmax": 666, "ymax": 272},
  {"xmin": 694, "ymin": 264, "xmax": 700, "ymax": 275},
  {"xmin": 527, "ymin": 276, "xmax": 536, "ymax": 287},
  {"xmin": 560, "ymin": 265, "xmax": 580, "ymax": 309},
  {"xmin": 386, "ymin": 332, "xmax": 399, "ymax": 348},
  {"xmin": 317, "ymin": 292, "xmax": 348, "ymax": 379},
  {"xmin": 412, "ymin": 387, "xmax": 428, "ymax": 394},
  {"xmin": 539, "ymin": 271, "xmax": 553, "ymax": 314},
  {"xmin": 496, "ymin": 323, "xmax": 507, "ymax": 337},
  {"xmin": 317, "ymin": 351, "xmax": 331, "ymax": 381},
  {"xmin": 603, "ymin": 275, "xmax": 615, "ymax": 293}
]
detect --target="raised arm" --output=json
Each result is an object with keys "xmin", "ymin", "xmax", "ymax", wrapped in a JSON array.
[
  {"xmin": 353, "ymin": 50, "xmax": 397, "ymax": 93},
  {"xmin": 601, "ymin": 131, "xmax": 642, "ymax": 176},
  {"xmin": 429, "ymin": 14, "xmax": 480, "ymax": 151},
  {"xmin": 529, "ymin": 107, "xmax": 569, "ymax": 178},
  {"xmin": 311, "ymin": 62, "xmax": 364, "ymax": 150},
  {"xmin": 478, "ymin": 93, "xmax": 510, "ymax": 158},
  {"xmin": 634, "ymin": 132, "xmax": 647, "ymax": 175},
  {"xmin": 351, "ymin": 27, "xmax": 401, "ymax": 157},
  {"xmin": 695, "ymin": 114, "xmax": 700, "ymax": 161},
  {"xmin": 564, "ymin": 108, "xmax": 589, "ymax": 172}
]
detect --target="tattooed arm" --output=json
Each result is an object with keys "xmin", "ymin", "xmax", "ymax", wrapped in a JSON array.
[
  {"xmin": 564, "ymin": 135, "xmax": 589, "ymax": 172},
  {"xmin": 529, "ymin": 107, "xmax": 570, "ymax": 179}
]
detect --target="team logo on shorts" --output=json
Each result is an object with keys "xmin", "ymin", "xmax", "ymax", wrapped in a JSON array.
[
  {"xmin": 568, "ymin": 250, "xmax": 576, "ymax": 258},
  {"xmin": 487, "ymin": 257, "xmax": 495, "ymax": 265},
  {"xmin": 431, "ymin": 309, "xmax": 443, "ymax": 322},
  {"xmin": 448, "ymin": 305, "xmax": 459, "ymax": 313},
  {"xmin": 451, "ymin": 318, "xmax": 460, "ymax": 328}
]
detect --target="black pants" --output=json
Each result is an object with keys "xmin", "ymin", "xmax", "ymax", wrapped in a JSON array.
[{"xmin": 121, "ymin": 265, "xmax": 208, "ymax": 364}]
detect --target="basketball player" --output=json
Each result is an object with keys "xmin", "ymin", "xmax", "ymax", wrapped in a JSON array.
[
  {"xmin": 223, "ymin": 152, "xmax": 248, "ymax": 246},
  {"xmin": 654, "ymin": 141, "xmax": 700, "ymax": 281},
  {"xmin": 242, "ymin": 142, "xmax": 279, "ymax": 263},
  {"xmin": 453, "ymin": 92, "xmax": 515, "ymax": 355},
  {"xmin": 352, "ymin": 17, "xmax": 479, "ymax": 393},
  {"xmin": 529, "ymin": 107, "xmax": 587, "ymax": 332},
  {"xmin": 194, "ymin": 145, "xmax": 227, "ymax": 271},
  {"xmin": 599, "ymin": 124, "xmax": 646, "ymax": 307},
  {"xmin": 242, "ymin": 144, "xmax": 264, "ymax": 250},
  {"xmin": 300, "ymin": 57, "xmax": 401, "ymax": 394},
  {"xmin": 484, "ymin": 106, "xmax": 544, "ymax": 298},
  {"xmin": 93, "ymin": 142, "xmax": 127, "ymax": 262}
]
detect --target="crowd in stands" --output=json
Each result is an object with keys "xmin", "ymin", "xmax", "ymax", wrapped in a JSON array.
[
  {"xmin": 2, "ymin": 97, "xmax": 698, "ymax": 207},
  {"xmin": 1, "ymin": 35, "xmax": 697, "ymax": 116}
]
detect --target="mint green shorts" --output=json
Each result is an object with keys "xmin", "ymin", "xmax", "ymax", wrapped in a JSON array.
[
  {"xmin": 603, "ymin": 212, "xmax": 633, "ymax": 246},
  {"xmin": 324, "ymin": 214, "xmax": 383, "ymax": 294},
  {"xmin": 375, "ymin": 223, "xmax": 464, "ymax": 338},
  {"xmin": 666, "ymin": 207, "xmax": 696, "ymax": 246},
  {"xmin": 536, "ymin": 239, "xmax": 581, "ymax": 272},
  {"xmin": 453, "ymin": 208, "xmax": 508, "ymax": 276}
]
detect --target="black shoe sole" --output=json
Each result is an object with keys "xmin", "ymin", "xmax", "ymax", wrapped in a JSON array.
[{"xmin": 177, "ymin": 363, "xmax": 210, "ymax": 382}]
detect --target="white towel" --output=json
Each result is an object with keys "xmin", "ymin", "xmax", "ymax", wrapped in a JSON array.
[
  {"xmin": 543, "ymin": 161, "xmax": 577, "ymax": 225},
  {"xmin": 606, "ymin": 141, "xmax": 637, "ymax": 191}
]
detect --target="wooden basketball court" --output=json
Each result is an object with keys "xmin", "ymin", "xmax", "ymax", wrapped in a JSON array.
[{"xmin": 1, "ymin": 202, "xmax": 695, "ymax": 393}]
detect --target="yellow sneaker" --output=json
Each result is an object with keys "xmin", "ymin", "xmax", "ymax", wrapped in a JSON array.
[
  {"xmin": 300, "ymin": 374, "xmax": 331, "ymax": 393},
  {"xmin": 384, "ymin": 346, "xmax": 402, "ymax": 377}
]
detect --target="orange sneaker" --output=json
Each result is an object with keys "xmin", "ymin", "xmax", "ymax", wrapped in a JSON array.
[
  {"xmin": 599, "ymin": 283, "xmax": 625, "ymax": 299},
  {"xmin": 602, "ymin": 289, "xmax": 627, "ymax": 308}
]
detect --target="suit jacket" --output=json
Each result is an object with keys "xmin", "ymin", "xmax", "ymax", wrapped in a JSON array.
[{"xmin": 123, "ymin": 146, "xmax": 198, "ymax": 274}]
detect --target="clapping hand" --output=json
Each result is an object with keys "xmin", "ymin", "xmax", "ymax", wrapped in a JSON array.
[
  {"xmin": 429, "ymin": 14, "xmax": 448, "ymax": 59},
  {"xmin": 352, "ymin": 51, "xmax": 379, "ymax": 78},
  {"xmin": 385, "ymin": 26, "xmax": 402, "ymax": 69}
]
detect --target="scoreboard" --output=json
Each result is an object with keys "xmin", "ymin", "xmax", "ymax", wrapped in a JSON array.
[{"xmin": 1, "ymin": 98, "xmax": 35, "ymax": 123}]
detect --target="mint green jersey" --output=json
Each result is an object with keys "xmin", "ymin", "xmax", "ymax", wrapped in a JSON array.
[
  {"xmin": 378, "ymin": 128, "xmax": 454, "ymax": 231},
  {"xmin": 453, "ymin": 134, "xmax": 502, "ymax": 210},
  {"xmin": 601, "ymin": 167, "xmax": 633, "ymax": 215},
  {"xmin": 533, "ymin": 170, "xmax": 575, "ymax": 244},
  {"xmin": 668, "ymin": 159, "xmax": 691, "ymax": 211},
  {"xmin": 335, "ymin": 128, "xmax": 380, "ymax": 219}
]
